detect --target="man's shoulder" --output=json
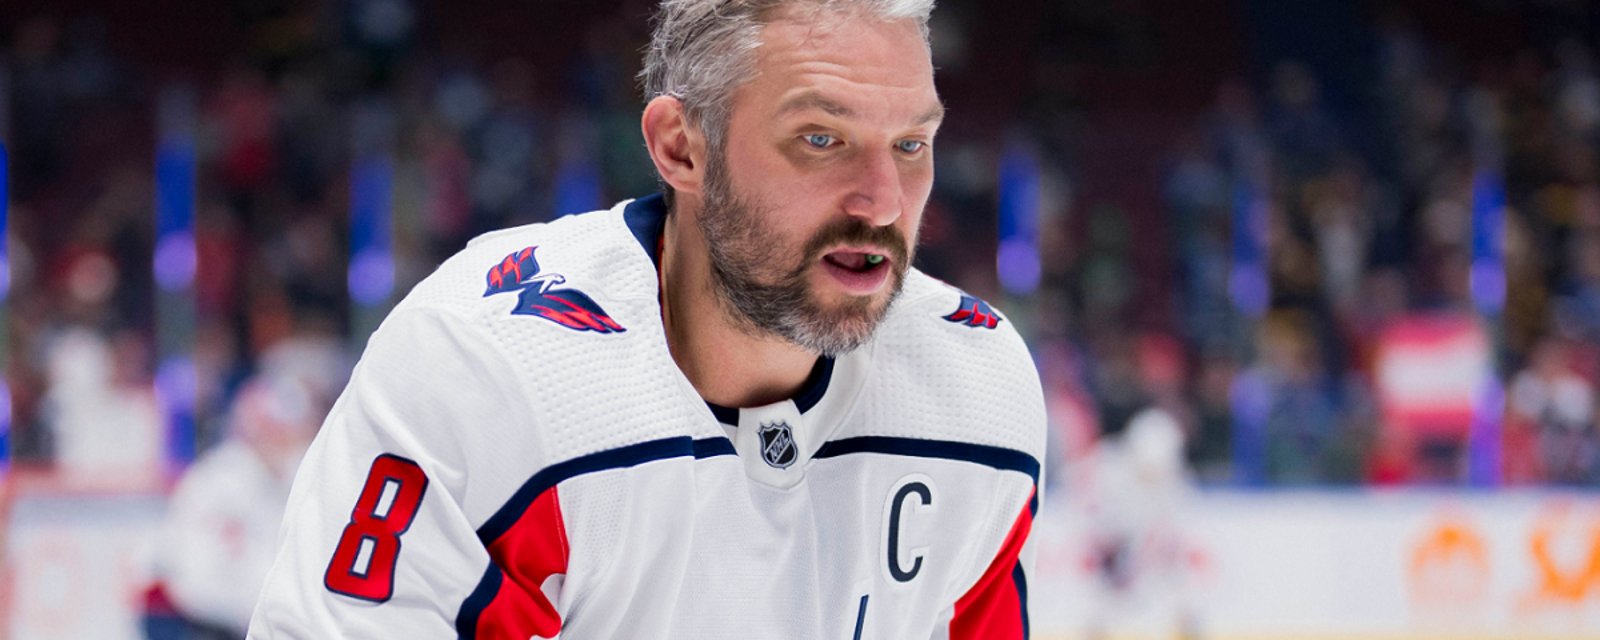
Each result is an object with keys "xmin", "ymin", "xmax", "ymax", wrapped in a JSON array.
[
  {"xmin": 859, "ymin": 270, "xmax": 1046, "ymax": 460},
  {"xmin": 334, "ymin": 201, "xmax": 685, "ymax": 482},
  {"xmin": 347, "ymin": 200, "xmax": 665, "ymax": 427},
  {"xmin": 880, "ymin": 269, "xmax": 1032, "ymax": 364},
  {"xmin": 392, "ymin": 200, "xmax": 657, "ymax": 338}
]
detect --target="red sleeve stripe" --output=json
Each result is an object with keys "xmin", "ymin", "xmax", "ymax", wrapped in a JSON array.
[
  {"xmin": 456, "ymin": 487, "xmax": 568, "ymax": 639},
  {"xmin": 461, "ymin": 436, "xmax": 739, "ymax": 638},
  {"xmin": 949, "ymin": 489, "xmax": 1036, "ymax": 639}
]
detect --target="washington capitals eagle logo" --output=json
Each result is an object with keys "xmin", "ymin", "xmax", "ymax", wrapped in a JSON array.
[
  {"xmin": 484, "ymin": 246, "xmax": 625, "ymax": 333},
  {"xmin": 943, "ymin": 293, "xmax": 1002, "ymax": 330}
]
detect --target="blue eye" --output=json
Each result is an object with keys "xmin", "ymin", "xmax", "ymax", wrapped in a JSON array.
[
  {"xmin": 804, "ymin": 134, "xmax": 836, "ymax": 148},
  {"xmin": 897, "ymin": 140, "xmax": 926, "ymax": 154}
]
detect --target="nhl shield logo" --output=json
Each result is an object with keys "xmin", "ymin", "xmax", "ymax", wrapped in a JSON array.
[{"xmin": 758, "ymin": 421, "xmax": 798, "ymax": 469}]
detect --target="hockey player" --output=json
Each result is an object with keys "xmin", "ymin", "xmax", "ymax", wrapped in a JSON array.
[
  {"xmin": 151, "ymin": 374, "xmax": 321, "ymax": 638},
  {"xmin": 249, "ymin": 1, "xmax": 1046, "ymax": 637}
]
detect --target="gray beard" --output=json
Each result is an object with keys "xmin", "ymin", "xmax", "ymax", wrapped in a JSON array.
[{"xmin": 696, "ymin": 152, "xmax": 912, "ymax": 356}]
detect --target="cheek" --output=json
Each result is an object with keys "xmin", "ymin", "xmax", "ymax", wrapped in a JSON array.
[
  {"xmin": 726, "ymin": 142, "xmax": 810, "ymax": 203},
  {"xmin": 901, "ymin": 164, "xmax": 934, "ymax": 218},
  {"xmin": 904, "ymin": 162, "xmax": 934, "ymax": 198}
]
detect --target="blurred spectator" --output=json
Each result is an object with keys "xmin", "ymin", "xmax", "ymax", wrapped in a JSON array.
[
  {"xmin": 145, "ymin": 373, "xmax": 322, "ymax": 639},
  {"xmin": 41, "ymin": 326, "xmax": 163, "ymax": 479},
  {"xmin": 1231, "ymin": 313, "xmax": 1342, "ymax": 485},
  {"xmin": 4, "ymin": 0, "xmax": 1600, "ymax": 491},
  {"xmin": 1508, "ymin": 338, "xmax": 1599, "ymax": 484},
  {"xmin": 1188, "ymin": 347, "xmax": 1238, "ymax": 482}
]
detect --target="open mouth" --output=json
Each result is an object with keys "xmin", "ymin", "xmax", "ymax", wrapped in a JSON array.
[
  {"xmin": 819, "ymin": 249, "xmax": 893, "ymax": 294},
  {"xmin": 822, "ymin": 251, "xmax": 889, "ymax": 274}
]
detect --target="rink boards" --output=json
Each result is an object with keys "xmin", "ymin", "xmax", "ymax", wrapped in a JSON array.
[
  {"xmin": 1028, "ymin": 488, "xmax": 1600, "ymax": 639},
  {"xmin": 2, "ymin": 477, "xmax": 1598, "ymax": 638}
]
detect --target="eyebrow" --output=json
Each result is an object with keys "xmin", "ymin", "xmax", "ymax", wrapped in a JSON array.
[
  {"xmin": 775, "ymin": 91, "xmax": 946, "ymax": 127},
  {"xmin": 914, "ymin": 102, "xmax": 947, "ymax": 126},
  {"xmin": 776, "ymin": 92, "xmax": 856, "ymax": 119}
]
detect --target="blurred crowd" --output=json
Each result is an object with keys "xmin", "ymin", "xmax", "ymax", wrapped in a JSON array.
[
  {"xmin": 4, "ymin": 0, "xmax": 1600, "ymax": 501},
  {"xmin": 1029, "ymin": 2, "xmax": 1600, "ymax": 488}
]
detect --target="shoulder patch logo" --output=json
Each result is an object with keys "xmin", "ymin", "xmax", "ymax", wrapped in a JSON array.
[
  {"xmin": 758, "ymin": 421, "xmax": 798, "ymax": 469},
  {"xmin": 484, "ymin": 246, "xmax": 626, "ymax": 333},
  {"xmin": 942, "ymin": 293, "xmax": 1002, "ymax": 330}
]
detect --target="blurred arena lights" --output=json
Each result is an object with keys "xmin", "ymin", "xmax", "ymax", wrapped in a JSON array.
[
  {"xmin": 1470, "ymin": 169, "xmax": 1507, "ymax": 315},
  {"xmin": 348, "ymin": 153, "xmax": 396, "ymax": 307},
  {"xmin": 1467, "ymin": 167, "xmax": 1507, "ymax": 486},
  {"xmin": 1, "ymin": 141, "xmax": 9, "ymax": 472},
  {"xmin": 154, "ymin": 355, "xmax": 199, "ymax": 465},
  {"xmin": 154, "ymin": 102, "xmax": 197, "ymax": 293},
  {"xmin": 996, "ymin": 143, "xmax": 1042, "ymax": 296},
  {"xmin": 155, "ymin": 87, "xmax": 199, "ymax": 465},
  {"xmin": 1228, "ymin": 177, "xmax": 1270, "ymax": 319}
]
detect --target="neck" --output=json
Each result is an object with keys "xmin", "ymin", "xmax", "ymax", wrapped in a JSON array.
[{"xmin": 659, "ymin": 203, "xmax": 818, "ymax": 408}]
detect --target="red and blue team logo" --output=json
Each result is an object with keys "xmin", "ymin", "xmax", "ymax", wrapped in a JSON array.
[
  {"xmin": 484, "ymin": 246, "xmax": 626, "ymax": 333},
  {"xmin": 943, "ymin": 292, "xmax": 1002, "ymax": 330}
]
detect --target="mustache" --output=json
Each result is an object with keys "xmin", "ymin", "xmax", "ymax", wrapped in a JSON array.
[{"xmin": 799, "ymin": 217, "xmax": 911, "ymax": 268}]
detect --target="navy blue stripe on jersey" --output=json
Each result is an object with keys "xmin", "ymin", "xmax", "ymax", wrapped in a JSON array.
[
  {"xmin": 852, "ymin": 594, "xmax": 869, "ymax": 640},
  {"xmin": 813, "ymin": 436, "xmax": 1040, "ymax": 483},
  {"xmin": 1012, "ymin": 562, "xmax": 1030, "ymax": 639},
  {"xmin": 693, "ymin": 436, "xmax": 737, "ymax": 458},
  {"xmin": 705, "ymin": 402, "xmax": 740, "ymax": 426},
  {"xmin": 477, "ymin": 436, "xmax": 736, "ymax": 546},
  {"xmin": 456, "ymin": 565, "xmax": 502, "ymax": 639},
  {"xmin": 792, "ymin": 356, "xmax": 836, "ymax": 413},
  {"xmin": 706, "ymin": 356, "xmax": 837, "ymax": 426},
  {"xmin": 623, "ymin": 193, "xmax": 668, "ymax": 268}
]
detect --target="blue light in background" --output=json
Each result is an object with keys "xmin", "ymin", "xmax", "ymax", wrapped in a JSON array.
[
  {"xmin": 156, "ymin": 355, "xmax": 197, "ymax": 466},
  {"xmin": 553, "ymin": 158, "xmax": 603, "ymax": 218},
  {"xmin": 1467, "ymin": 168, "xmax": 1506, "ymax": 486},
  {"xmin": 154, "ymin": 124, "xmax": 197, "ymax": 292},
  {"xmin": 1470, "ymin": 169, "xmax": 1506, "ymax": 314},
  {"xmin": 1467, "ymin": 376, "xmax": 1504, "ymax": 487},
  {"xmin": 1, "ymin": 141, "xmax": 9, "ymax": 303},
  {"xmin": 154, "ymin": 230, "xmax": 196, "ymax": 292},
  {"xmin": 0, "ymin": 376, "xmax": 10, "ymax": 474},
  {"xmin": 154, "ymin": 88, "xmax": 199, "ymax": 466},
  {"xmin": 997, "ymin": 143, "xmax": 1041, "ymax": 296},
  {"xmin": 1229, "ymin": 178, "xmax": 1270, "ymax": 318},
  {"xmin": 1, "ymin": 142, "xmax": 9, "ymax": 472},
  {"xmin": 349, "ymin": 154, "xmax": 395, "ymax": 306},
  {"xmin": 1229, "ymin": 368, "xmax": 1270, "ymax": 486}
]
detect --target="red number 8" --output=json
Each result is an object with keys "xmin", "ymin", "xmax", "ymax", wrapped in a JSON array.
[{"xmin": 324, "ymin": 454, "xmax": 429, "ymax": 602}]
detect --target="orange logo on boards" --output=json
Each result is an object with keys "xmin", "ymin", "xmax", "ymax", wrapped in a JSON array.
[
  {"xmin": 1409, "ymin": 516, "xmax": 1491, "ymax": 609},
  {"xmin": 1521, "ymin": 501, "xmax": 1600, "ymax": 609}
]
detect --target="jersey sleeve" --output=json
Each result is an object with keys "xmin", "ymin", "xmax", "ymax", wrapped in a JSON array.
[
  {"xmin": 248, "ymin": 306, "xmax": 547, "ymax": 639},
  {"xmin": 930, "ymin": 282, "xmax": 1043, "ymax": 639},
  {"xmin": 946, "ymin": 487, "xmax": 1038, "ymax": 639}
]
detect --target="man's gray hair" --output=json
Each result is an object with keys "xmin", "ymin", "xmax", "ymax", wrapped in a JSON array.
[{"xmin": 640, "ymin": 0, "xmax": 935, "ymax": 153}]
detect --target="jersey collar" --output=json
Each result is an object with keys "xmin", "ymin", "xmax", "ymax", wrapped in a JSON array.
[
  {"xmin": 623, "ymin": 192, "xmax": 669, "ymax": 269},
  {"xmin": 704, "ymin": 354, "xmax": 837, "ymax": 427}
]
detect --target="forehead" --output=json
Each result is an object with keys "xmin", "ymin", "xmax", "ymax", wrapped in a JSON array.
[{"xmin": 738, "ymin": 11, "xmax": 940, "ymax": 123}]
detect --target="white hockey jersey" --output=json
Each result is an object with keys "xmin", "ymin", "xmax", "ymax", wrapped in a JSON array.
[{"xmin": 249, "ymin": 195, "xmax": 1047, "ymax": 639}]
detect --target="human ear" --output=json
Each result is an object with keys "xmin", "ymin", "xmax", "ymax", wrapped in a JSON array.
[{"xmin": 641, "ymin": 95, "xmax": 707, "ymax": 196}]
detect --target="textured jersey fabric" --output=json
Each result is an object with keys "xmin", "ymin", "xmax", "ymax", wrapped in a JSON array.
[{"xmin": 248, "ymin": 195, "xmax": 1047, "ymax": 639}]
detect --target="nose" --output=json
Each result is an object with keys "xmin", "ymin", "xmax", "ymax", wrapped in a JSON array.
[{"xmin": 841, "ymin": 148, "xmax": 903, "ymax": 227}]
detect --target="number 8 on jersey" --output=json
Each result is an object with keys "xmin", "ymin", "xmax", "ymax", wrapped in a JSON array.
[{"xmin": 323, "ymin": 454, "xmax": 429, "ymax": 602}]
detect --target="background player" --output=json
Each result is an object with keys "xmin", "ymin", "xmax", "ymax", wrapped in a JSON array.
[{"xmin": 146, "ymin": 373, "xmax": 323, "ymax": 638}]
